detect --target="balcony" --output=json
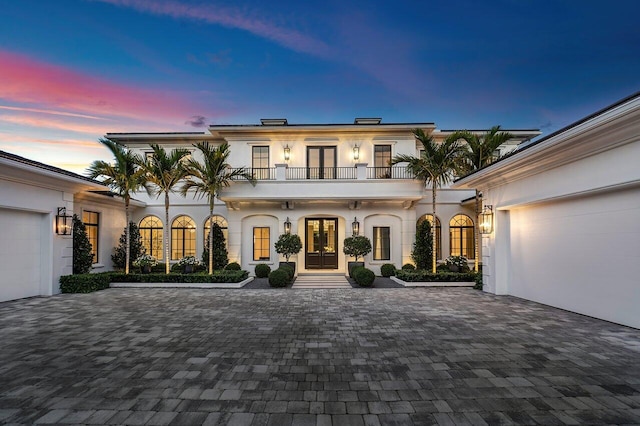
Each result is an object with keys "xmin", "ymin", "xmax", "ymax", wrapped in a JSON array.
[{"xmin": 222, "ymin": 164, "xmax": 424, "ymax": 205}]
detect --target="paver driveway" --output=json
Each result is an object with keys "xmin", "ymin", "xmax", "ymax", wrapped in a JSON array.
[{"xmin": 1, "ymin": 288, "xmax": 639, "ymax": 425}]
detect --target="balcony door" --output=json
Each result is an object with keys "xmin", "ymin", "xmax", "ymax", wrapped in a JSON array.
[
  {"xmin": 307, "ymin": 146, "xmax": 336, "ymax": 179},
  {"xmin": 305, "ymin": 218, "xmax": 338, "ymax": 269}
]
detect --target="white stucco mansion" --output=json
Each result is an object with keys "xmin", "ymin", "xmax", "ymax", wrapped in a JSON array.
[{"xmin": 1, "ymin": 92, "xmax": 638, "ymax": 328}]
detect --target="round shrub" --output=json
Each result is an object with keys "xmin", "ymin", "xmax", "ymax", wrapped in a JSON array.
[
  {"xmin": 224, "ymin": 262, "xmax": 241, "ymax": 271},
  {"xmin": 350, "ymin": 265, "xmax": 365, "ymax": 279},
  {"xmin": 380, "ymin": 263, "xmax": 396, "ymax": 277},
  {"xmin": 254, "ymin": 263, "xmax": 271, "ymax": 278},
  {"xmin": 401, "ymin": 263, "xmax": 416, "ymax": 271},
  {"xmin": 269, "ymin": 268, "xmax": 289, "ymax": 288},
  {"xmin": 279, "ymin": 263, "xmax": 294, "ymax": 281},
  {"xmin": 353, "ymin": 267, "xmax": 375, "ymax": 287}
]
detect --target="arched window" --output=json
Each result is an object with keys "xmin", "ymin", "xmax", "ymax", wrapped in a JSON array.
[
  {"xmin": 139, "ymin": 215, "xmax": 163, "ymax": 259},
  {"xmin": 449, "ymin": 214, "xmax": 474, "ymax": 258},
  {"xmin": 204, "ymin": 215, "xmax": 229, "ymax": 249},
  {"xmin": 418, "ymin": 214, "xmax": 441, "ymax": 260},
  {"xmin": 171, "ymin": 215, "xmax": 196, "ymax": 260}
]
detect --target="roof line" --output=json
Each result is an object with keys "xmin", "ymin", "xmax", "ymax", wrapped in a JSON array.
[{"xmin": 0, "ymin": 149, "xmax": 101, "ymax": 185}]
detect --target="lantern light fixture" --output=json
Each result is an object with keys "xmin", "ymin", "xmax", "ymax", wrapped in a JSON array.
[
  {"xmin": 283, "ymin": 145, "xmax": 291, "ymax": 161},
  {"xmin": 479, "ymin": 205, "xmax": 494, "ymax": 234},
  {"xmin": 353, "ymin": 144, "xmax": 359, "ymax": 161},
  {"xmin": 55, "ymin": 207, "xmax": 73, "ymax": 235},
  {"xmin": 351, "ymin": 217, "xmax": 360, "ymax": 236},
  {"xmin": 284, "ymin": 217, "xmax": 291, "ymax": 234}
]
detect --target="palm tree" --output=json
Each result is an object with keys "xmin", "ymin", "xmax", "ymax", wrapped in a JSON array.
[
  {"xmin": 391, "ymin": 128, "xmax": 462, "ymax": 273},
  {"xmin": 86, "ymin": 138, "xmax": 146, "ymax": 274},
  {"xmin": 139, "ymin": 144, "xmax": 191, "ymax": 274},
  {"xmin": 180, "ymin": 142, "xmax": 256, "ymax": 274},
  {"xmin": 452, "ymin": 126, "xmax": 513, "ymax": 271}
]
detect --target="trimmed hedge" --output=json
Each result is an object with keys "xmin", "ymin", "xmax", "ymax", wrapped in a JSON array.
[
  {"xmin": 60, "ymin": 273, "xmax": 110, "ymax": 293},
  {"xmin": 380, "ymin": 263, "xmax": 396, "ymax": 277},
  {"xmin": 255, "ymin": 263, "xmax": 271, "ymax": 278},
  {"xmin": 353, "ymin": 267, "xmax": 375, "ymax": 287},
  {"xmin": 395, "ymin": 270, "xmax": 478, "ymax": 282},
  {"xmin": 268, "ymin": 268, "xmax": 290, "ymax": 288},
  {"xmin": 109, "ymin": 270, "xmax": 248, "ymax": 283},
  {"xmin": 401, "ymin": 263, "xmax": 416, "ymax": 271},
  {"xmin": 279, "ymin": 264, "xmax": 294, "ymax": 281},
  {"xmin": 224, "ymin": 262, "xmax": 242, "ymax": 271}
]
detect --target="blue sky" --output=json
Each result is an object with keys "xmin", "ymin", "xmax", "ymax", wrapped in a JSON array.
[{"xmin": 0, "ymin": 0, "xmax": 638, "ymax": 172}]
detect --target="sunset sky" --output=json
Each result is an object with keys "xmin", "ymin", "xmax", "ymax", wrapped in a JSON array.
[{"xmin": 1, "ymin": 0, "xmax": 638, "ymax": 173}]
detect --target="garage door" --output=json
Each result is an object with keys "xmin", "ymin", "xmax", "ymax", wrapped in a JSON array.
[
  {"xmin": 507, "ymin": 188, "xmax": 640, "ymax": 328},
  {"xmin": 0, "ymin": 208, "xmax": 43, "ymax": 302}
]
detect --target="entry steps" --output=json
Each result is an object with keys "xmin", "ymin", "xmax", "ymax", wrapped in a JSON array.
[{"xmin": 292, "ymin": 273, "xmax": 352, "ymax": 289}]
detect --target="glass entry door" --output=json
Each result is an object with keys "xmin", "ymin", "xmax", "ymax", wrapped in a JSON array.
[{"xmin": 305, "ymin": 218, "xmax": 338, "ymax": 269}]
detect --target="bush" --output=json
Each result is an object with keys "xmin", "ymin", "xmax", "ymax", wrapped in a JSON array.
[
  {"xmin": 380, "ymin": 263, "xmax": 396, "ymax": 277},
  {"xmin": 112, "ymin": 222, "xmax": 145, "ymax": 271},
  {"xmin": 72, "ymin": 214, "xmax": 93, "ymax": 274},
  {"xmin": 255, "ymin": 263, "xmax": 271, "ymax": 278},
  {"xmin": 109, "ymin": 270, "xmax": 248, "ymax": 283},
  {"xmin": 225, "ymin": 262, "xmax": 241, "ymax": 271},
  {"xmin": 60, "ymin": 273, "xmax": 110, "ymax": 293},
  {"xmin": 350, "ymin": 265, "xmax": 365, "ymax": 279},
  {"xmin": 279, "ymin": 264, "xmax": 294, "ymax": 281},
  {"xmin": 395, "ymin": 270, "xmax": 478, "ymax": 282},
  {"xmin": 343, "ymin": 235, "xmax": 372, "ymax": 262},
  {"xmin": 412, "ymin": 219, "xmax": 433, "ymax": 270},
  {"xmin": 353, "ymin": 267, "xmax": 375, "ymax": 287},
  {"xmin": 401, "ymin": 263, "xmax": 416, "ymax": 271},
  {"xmin": 274, "ymin": 233, "xmax": 303, "ymax": 262},
  {"xmin": 202, "ymin": 223, "xmax": 229, "ymax": 270},
  {"xmin": 268, "ymin": 268, "xmax": 289, "ymax": 288},
  {"xmin": 444, "ymin": 255, "xmax": 470, "ymax": 272}
]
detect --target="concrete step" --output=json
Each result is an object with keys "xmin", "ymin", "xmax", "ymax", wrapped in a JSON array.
[{"xmin": 292, "ymin": 274, "xmax": 351, "ymax": 289}]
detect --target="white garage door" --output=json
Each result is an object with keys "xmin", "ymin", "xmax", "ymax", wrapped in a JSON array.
[
  {"xmin": 507, "ymin": 188, "xmax": 640, "ymax": 328},
  {"xmin": 0, "ymin": 208, "xmax": 44, "ymax": 302}
]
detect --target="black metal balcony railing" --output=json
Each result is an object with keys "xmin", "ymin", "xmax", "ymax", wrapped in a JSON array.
[
  {"xmin": 367, "ymin": 167, "xmax": 414, "ymax": 179},
  {"xmin": 229, "ymin": 168, "xmax": 275, "ymax": 180},
  {"xmin": 286, "ymin": 167, "xmax": 357, "ymax": 180}
]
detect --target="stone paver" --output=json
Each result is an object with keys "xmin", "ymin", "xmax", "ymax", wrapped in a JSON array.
[{"xmin": 1, "ymin": 288, "xmax": 639, "ymax": 425}]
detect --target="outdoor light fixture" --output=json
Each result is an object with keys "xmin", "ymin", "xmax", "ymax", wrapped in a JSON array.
[
  {"xmin": 353, "ymin": 144, "xmax": 360, "ymax": 161},
  {"xmin": 479, "ymin": 205, "xmax": 494, "ymax": 234},
  {"xmin": 284, "ymin": 217, "xmax": 291, "ymax": 234},
  {"xmin": 55, "ymin": 207, "xmax": 72, "ymax": 235},
  {"xmin": 352, "ymin": 217, "xmax": 360, "ymax": 236},
  {"xmin": 283, "ymin": 145, "xmax": 291, "ymax": 161}
]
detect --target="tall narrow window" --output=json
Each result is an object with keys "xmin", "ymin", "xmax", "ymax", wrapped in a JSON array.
[
  {"xmin": 204, "ymin": 215, "xmax": 229, "ymax": 249},
  {"xmin": 253, "ymin": 227, "xmax": 270, "ymax": 261},
  {"xmin": 449, "ymin": 214, "xmax": 474, "ymax": 258},
  {"xmin": 252, "ymin": 146, "xmax": 269, "ymax": 180},
  {"xmin": 374, "ymin": 145, "xmax": 392, "ymax": 178},
  {"xmin": 139, "ymin": 215, "xmax": 163, "ymax": 259},
  {"xmin": 418, "ymin": 214, "xmax": 442, "ymax": 260},
  {"xmin": 373, "ymin": 226, "xmax": 391, "ymax": 261},
  {"xmin": 171, "ymin": 215, "xmax": 196, "ymax": 260},
  {"xmin": 82, "ymin": 211, "xmax": 99, "ymax": 263}
]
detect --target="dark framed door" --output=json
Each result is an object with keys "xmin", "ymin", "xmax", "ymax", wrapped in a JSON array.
[
  {"xmin": 305, "ymin": 218, "xmax": 338, "ymax": 269},
  {"xmin": 307, "ymin": 146, "xmax": 336, "ymax": 179}
]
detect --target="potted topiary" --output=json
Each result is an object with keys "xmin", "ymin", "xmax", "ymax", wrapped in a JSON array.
[
  {"xmin": 177, "ymin": 256, "xmax": 200, "ymax": 273},
  {"xmin": 133, "ymin": 254, "xmax": 158, "ymax": 273},
  {"xmin": 343, "ymin": 235, "xmax": 372, "ymax": 277},
  {"xmin": 274, "ymin": 233, "xmax": 302, "ymax": 273}
]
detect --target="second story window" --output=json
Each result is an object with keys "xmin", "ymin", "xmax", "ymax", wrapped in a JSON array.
[
  {"xmin": 252, "ymin": 146, "xmax": 269, "ymax": 180},
  {"xmin": 374, "ymin": 145, "xmax": 392, "ymax": 178}
]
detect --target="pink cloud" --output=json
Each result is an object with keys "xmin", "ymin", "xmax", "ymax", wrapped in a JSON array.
[
  {"xmin": 0, "ymin": 115, "xmax": 111, "ymax": 135},
  {"xmin": 93, "ymin": 0, "xmax": 330, "ymax": 57},
  {"xmin": 0, "ymin": 50, "xmax": 207, "ymax": 123}
]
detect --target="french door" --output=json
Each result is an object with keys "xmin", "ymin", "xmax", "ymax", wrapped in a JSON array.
[
  {"xmin": 305, "ymin": 218, "xmax": 338, "ymax": 269},
  {"xmin": 307, "ymin": 146, "xmax": 336, "ymax": 179}
]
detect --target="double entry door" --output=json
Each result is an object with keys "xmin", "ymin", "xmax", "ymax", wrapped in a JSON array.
[
  {"xmin": 307, "ymin": 146, "xmax": 336, "ymax": 179},
  {"xmin": 305, "ymin": 218, "xmax": 338, "ymax": 269}
]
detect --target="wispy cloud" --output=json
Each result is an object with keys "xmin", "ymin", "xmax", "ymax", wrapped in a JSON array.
[
  {"xmin": 0, "ymin": 105, "xmax": 108, "ymax": 120},
  {"xmin": 93, "ymin": 0, "xmax": 330, "ymax": 57},
  {"xmin": 0, "ymin": 115, "xmax": 110, "ymax": 135}
]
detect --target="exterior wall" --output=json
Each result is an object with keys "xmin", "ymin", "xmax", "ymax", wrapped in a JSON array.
[{"xmin": 0, "ymin": 178, "xmax": 71, "ymax": 299}]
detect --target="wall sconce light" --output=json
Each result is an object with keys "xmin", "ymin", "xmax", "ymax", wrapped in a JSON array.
[
  {"xmin": 283, "ymin": 145, "xmax": 290, "ymax": 161},
  {"xmin": 55, "ymin": 207, "xmax": 73, "ymax": 235},
  {"xmin": 479, "ymin": 205, "xmax": 494, "ymax": 234},
  {"xmin": 284, "ymin": 217, "xmax": 291, "ymax": 234},
  {"xmin": 352, "ymin": 217, "xmax": 360, "ymax": 236},
  {"xmin": 353, "ymin": 144, "xmax": 359, "ymax": 161}
]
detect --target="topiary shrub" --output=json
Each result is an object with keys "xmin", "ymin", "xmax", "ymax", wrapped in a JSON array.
[
  {"xmin": 224, "ymin": 262, "xmax": 241, "ymax": 271},
  {"xmin": 343, "ymin": 235, "xmax": 372, "ymax": 262},
  {"xmin": 401, "ymin": 263, "xmax": 416, "ymax": 271},
  {"xmin": 255, "ymin": 263, "xmax": 271, "ymax": 278},
  {"xmin": 412, "ymin": 219, "xmax": 433, "ymax": 270},
  {"xmin": 353, "ymin": 267, "xmax": 375, "ymax": 287},
  {"xmin": 268, "ymin": 268, "xmax": 289, "ymax": 288},
  {"xmin": 72, "ymin": 214, "xmax": 93, "ymax": 274},
  {"xmin": 279, "ymin": 264, "xmax": 294, "ymax": 281},
  {"xmin": 112, "ymin": 222, "xmax": 145, "ymax": 271},
  {"xmin": 202, "ymin": 223, "xmax": 229, "ymax": 271},
  {"xmin": 274, "ymin": 233, "xmax": 302, "ymax": 262},
  {"xmin": 350, "ymin": 265, "xmax": 365, "ymax": 278},
  {"xmin": 380, "ymin": 263, "xmax": 396, "ymax": 277}
]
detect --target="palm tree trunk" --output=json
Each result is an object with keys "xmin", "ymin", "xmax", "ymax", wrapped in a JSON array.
[
  {"xmin": 432, "ymin": 187, "xmax": 437, "ymax": 273},
  {"xmin": 164, "ymin": 192, "xmax": 170, "ymax": 274},
  {"xmin": 208, "ymin": 200, "xmax": 214, "ymax": 275},
  {"xmin": 125, "ymin": 200, "xmax": 130, "ymax": 274},
  {"xmin": 474, "ymin": 189, "xmax": 480, "ymax": 272}
]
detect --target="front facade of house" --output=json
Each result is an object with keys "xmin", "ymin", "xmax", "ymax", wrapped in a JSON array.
[{"xmin": 108, "ymin": 120, "xmax": 539, "ymax": 276}]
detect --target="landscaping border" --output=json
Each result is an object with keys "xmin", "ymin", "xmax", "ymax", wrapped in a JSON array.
[
  {"xmin": 390, "ymin": 276, "xmax": 475, "ymax": 287},
  {"xmin": 110, "ymin": 276, "xmax": 254, "ymax": 289}
]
